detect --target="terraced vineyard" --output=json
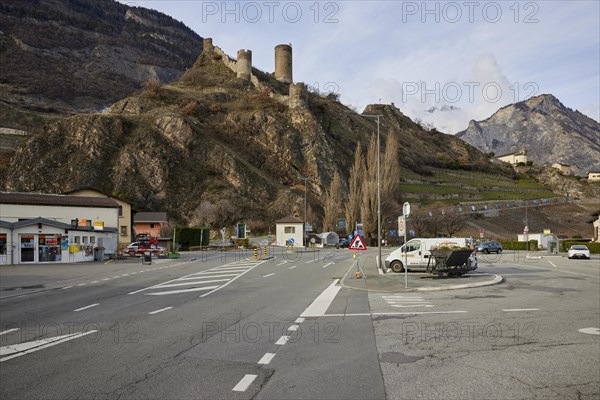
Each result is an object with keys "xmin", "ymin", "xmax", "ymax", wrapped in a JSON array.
[{"xmin": 399, "ymin": 167, "xmax": 558, "ymax": 206}]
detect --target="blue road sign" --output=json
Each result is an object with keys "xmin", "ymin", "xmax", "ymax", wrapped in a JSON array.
[{"xmin": 289, "ymin": 238, "xmax": 295, "ymax": 244}]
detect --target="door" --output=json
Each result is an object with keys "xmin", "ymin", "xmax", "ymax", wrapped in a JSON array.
[
  {"xmin": 404, "ymin": 240, "xmax": 423, "ymax": 267},
  {"xmin": 20, "ymin": 235, "xmax": 35, "ymax": 263}
]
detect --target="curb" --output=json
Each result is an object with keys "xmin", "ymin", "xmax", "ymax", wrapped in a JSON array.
[{"xmin": 340, "ymin": 260, "xmax": 503, "ymax": 293}]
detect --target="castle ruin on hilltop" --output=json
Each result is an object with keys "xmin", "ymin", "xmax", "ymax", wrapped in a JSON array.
[{"xmin": 201, "ymin": 38, "xmax": 308, "ymax": 110}]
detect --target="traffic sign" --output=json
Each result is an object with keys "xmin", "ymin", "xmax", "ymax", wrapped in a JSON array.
[
  {"xmin": 348, "ymin": 235, "xmax": 367, "ymax": 251},
  {"xmin": 289, "ymin": 238, "xmax": 295, "ymax": 244},
  {"xmin": 398, "ymin": 216, "xmax": 405, "ymax": 236}
]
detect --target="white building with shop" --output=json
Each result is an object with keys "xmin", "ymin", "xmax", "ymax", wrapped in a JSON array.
[{"xmin": 0, "ymin": 192, "xmax": 120, "ymax": 265}]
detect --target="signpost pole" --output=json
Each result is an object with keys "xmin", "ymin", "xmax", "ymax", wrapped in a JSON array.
[
  {"xmin": 403, "ymin": 214, "xmax": 408, "ymax": 288},
  {"xmin": 402, "ymin": 202, "xmax": 411, "ymax": 289}
]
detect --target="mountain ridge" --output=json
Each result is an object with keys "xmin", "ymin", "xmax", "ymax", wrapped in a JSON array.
[{"xmin": 456, "ymin": 94, "xmax": 600, "ymax": 176}]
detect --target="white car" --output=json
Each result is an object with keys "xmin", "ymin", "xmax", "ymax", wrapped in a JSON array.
[{"xmin": 568, "ymin": 245, "xmax": 590, "ymax": 259}]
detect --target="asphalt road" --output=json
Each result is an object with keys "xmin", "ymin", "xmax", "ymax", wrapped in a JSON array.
[{"xmin": 1, "ymin": 248, "xmax": 598, "ymax": 399}]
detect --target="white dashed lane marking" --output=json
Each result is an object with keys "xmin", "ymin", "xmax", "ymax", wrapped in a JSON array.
[{"xmin": 232, "ymin": 374, "xmax": 257, "ymax": 392}]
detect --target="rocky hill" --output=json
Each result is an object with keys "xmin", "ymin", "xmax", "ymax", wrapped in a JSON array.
[
  {"xmin": 0, "ymin": 40, "xmax": 503, "ymax": 227},
  {"xmin": 456, "ymin": 94, "xmax": 600, "ymax": 176},
  {"xmin": 0, "ymin": 0, "xmax": 203, "ymax": 114}
]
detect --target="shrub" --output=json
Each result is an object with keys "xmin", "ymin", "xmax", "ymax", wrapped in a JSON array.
[
  {"xmin": 500, "ymin": 240, "xmax": 538, "ymax": 251},
  {"xmin": 561, "ymin": 241, "xmax": 600, "ymax": 253},
  {"xmin": 175, "ymin": 227, "xmax": 210, "ymax": 250},
  {"xmin": 180, "ymin": 100, "xmax": 199, "ymax": 116}
]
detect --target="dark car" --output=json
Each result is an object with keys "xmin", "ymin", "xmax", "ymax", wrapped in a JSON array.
[
  {"xmin": 336, "ymin": 239, "xmax": 351, "ymax": 249},
  {"xmin": 477, "ymin": 241, "xmax": 503, "ymax": 254}
]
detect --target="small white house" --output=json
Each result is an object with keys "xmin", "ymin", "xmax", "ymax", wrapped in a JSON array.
[
  {"xmin": 517, "ymin": 232, "xmax": 559, "ymax": 252},
  {"xmin": 275, "ymin": 215, "xmax": 304, "ymax": 247},
  {"xmin": 593, "ymin": 216, "xmax": 600, "ymax": 242},
  {"xmin": 497, "ymin": 147, "xmax": 528, "ymax": 166}
]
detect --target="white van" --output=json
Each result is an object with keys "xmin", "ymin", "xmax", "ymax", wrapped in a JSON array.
[{"xmin": 384, "ymin": 237, "xmax": 476, "ymax": 273}]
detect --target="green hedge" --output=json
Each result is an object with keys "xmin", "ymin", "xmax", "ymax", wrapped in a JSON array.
[
  {"xmin": 500, "ymin": 240, "xmax": 538, "ymax": 251},
  {"xmin": 561, "ymin": 241, "xmax": 600, "ymax": 254},
  {"xmin": 175, "ymin": 227, "xmax": 210, "ymax": 250}
]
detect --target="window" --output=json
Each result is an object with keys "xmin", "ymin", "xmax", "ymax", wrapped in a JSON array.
[
  {"xmin": 82, "ymin": 236, "xmax": 88, "ymax": 244},
  {"xmin": 284, "ymin": 226, "xmax": 295, "ymax": 234},
  {"xmin": 73, "ymin": 236, "xmax": 81, "ymax": 244},
  {"xmin": 118, "ymin": 206, "xmax": 123, "ymax": 217},
  {"xmin": 90, "ymin": 237, "xmax": 95, "ymax": 244},
  {"xmin": 150, "ymin": 223, "xmax": 155, "ymax": 229},
  {"xmin": 121, "ymin": 226, "xmax": 127, "ymax": 236}
]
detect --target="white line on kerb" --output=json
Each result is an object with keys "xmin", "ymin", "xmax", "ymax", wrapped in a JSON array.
[
  {"xmin": 0, "ymin": 328, "xmax": 19, "ymax": 336},
  {"xmin": 258, "ymin": 353, "xmax": 276, "ymax": 365},
  {"xmin": 74, "ymin": 303, "xmax": 99, "ymax": 312},
  {"xmin": 502, "ymin": 308, "xmax": 540, "ymax": 312},
  {"xmin": 148, "ymin": 307, "xmax": 173, "ymax": 315},
  {"xmin": 232, "ymin": 374, "xmax": 258, "ymax": 392}
]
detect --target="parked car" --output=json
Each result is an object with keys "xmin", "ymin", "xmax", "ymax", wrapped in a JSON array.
[
  {"xmin": 337, "ymin": 239, "xmax": 351, "ymax": 249},
  {"xmin": 477, "ymin": 241, "xmax": 503, "ymax": 254},
  {"xmin": 568, "ymin": 245, "xmax": 591, "ymax": 259}
]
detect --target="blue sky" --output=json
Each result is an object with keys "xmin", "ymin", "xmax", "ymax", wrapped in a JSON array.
[{"xmin": 122, "ymin": 1, "xmax": 600, "ymax": 132}]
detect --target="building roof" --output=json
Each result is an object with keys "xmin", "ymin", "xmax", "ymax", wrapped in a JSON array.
[
  {"xmin": 63, "ymin": 186, "xmax": 132, "ymax": 205},
  {"xmin": 134, "ymin": 212, "xmax": 167, "ymax": 223},
  {"xmin": 275, "ymin": 215, "xmax": 303, "ymax": 224},
  {"xmin": 0, "ymin": 192, "xmax": 119, "ymax": 208}
]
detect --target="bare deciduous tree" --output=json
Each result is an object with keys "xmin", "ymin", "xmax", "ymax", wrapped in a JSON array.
[
  {"xmin": 441, "ymin": 211, "xmax": 467, "ymax": 237},
  {"xmin": 322, "ymin": 171, "xmax": 344, "ymax": 232},
  {"xmin": 360, "ymin": 135, "xmax": 379, "ymax": 241},
  {"xmin": 345, "ymin": 142, "xmax": 363, "ymax": 235}
]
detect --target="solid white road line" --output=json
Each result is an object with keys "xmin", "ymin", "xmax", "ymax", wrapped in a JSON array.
[
  {"xmin": 502, "ymin": 308, "xmax": 540, "ymax": 312},
  {"xmin": 258, "ymin": 353, "xmax": 276, "ymax": 365},
  {"xmin": 548, "ymin": 260, "xmax": 558, "ymax": 268},
  {"xmin": 74, "ymin": 303, "xmax": 99, "ymax": 312},
  {"xmin": 0, "ymin": 328, "xmax": 19, "ymax": 336},
  {"xmin": 275, "ymin": 336, "xmax": 289, "ymax": 345},
  {"xmin": 232, "ymin": 374, "xmax": 258, "ymax": 392},
  {"xmin": 146, "ymin": 286, "xmax": 219, "ymax": 296},
  {"xmin": 179, "ymin": 274, "xmax": 237, "ymax": 280},
  {"xmin": 322, "ymin": 262, "xmax": 334, "ymax": 269},
  {"xmin": 322, "ymin": 311, "xmax": 468, "ymax": 317},
  {"xmin": 263, "ymin": 273, "xmax": 275, "ymax": 278},
  {"xmin": 197, "ymin": 270, "xmax": 242, "ymax": 275},
  {"xmin": 0, "ymin": 330, "xmax": 98, "ymax": 362},
  {"xmin": 153, "ymin": 279, "xmax": 230, "ymax": 288},
  {"xmin": 300, "ymin": 279, "xmax": 341, "ymax": 317},
  {"xmin": 295, "ymin": 318, "xmax": 305, "ymax": 324},
  {"xmin": 391, "ymin": 304, "xmax": 435, "ymax": 308},
  {"xmin": 578, "ymin": 327, "xmax": 600, "ymax": 335},
  {"xmin": 148, "ymin": 307, "xmax": 173, "ymax": 315},
  {"xmin": 516, "ymin": 263, "xmax": 599, "ymax": 279}
]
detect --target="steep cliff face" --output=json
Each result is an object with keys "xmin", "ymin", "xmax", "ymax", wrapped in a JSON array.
[
  {"xmin": 1, "ymin": 47, "xmax": 500, "ymax": 224},
  {"xmin": 0, "ymin": 0, "xmax": 203, "ymax": 113},
  {"xmin": 456, "ymin": 94, "xmax": 600, "ymax": 176}
]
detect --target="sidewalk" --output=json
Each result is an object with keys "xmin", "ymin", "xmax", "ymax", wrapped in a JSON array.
[{"xmin": 342, "ymin": 251, "xmax": 502, "ymax": 293}]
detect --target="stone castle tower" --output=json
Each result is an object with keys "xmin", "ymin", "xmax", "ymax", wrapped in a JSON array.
[{"xmin": 274, "ymin": 44, "xmax": 293, "ymax": 84}]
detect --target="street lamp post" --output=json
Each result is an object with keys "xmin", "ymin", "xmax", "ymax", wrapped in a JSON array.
[
  {"xmin": 299, "ymin": 176, "xmax": 308, "ymax": 247},
  {"xmin": 362, "ymin": 114, "xmax": 382, "ymax": 272}
]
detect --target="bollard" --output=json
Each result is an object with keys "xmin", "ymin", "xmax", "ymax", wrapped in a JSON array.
[
  {"xmin": 263, "ymin": 246, "xmax": 267, "ymax": 257},
  {"xmin": 253, "ymin": 247, "xmax": 258, "ymax": 260}
]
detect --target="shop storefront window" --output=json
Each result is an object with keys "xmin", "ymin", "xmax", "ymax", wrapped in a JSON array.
[
  {"xmin": 39, "ymin": 235, "xmax": 62, "ymax": 262},
  {"xmin": 0, "ymin": 234, "xmax": 6, "ymax": 255},
  {"xmin": 20, "ymin": 235, "xmax": 35, "ymax": 262}
]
